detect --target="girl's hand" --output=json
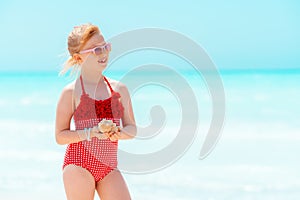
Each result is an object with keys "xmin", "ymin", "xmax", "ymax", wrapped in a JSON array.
[
  {"xmin": 104, "ymin": 126, "xmax": 122, "ymax": 141},
  {"xmin": 90, "ymin": 126, "xmax": 108, "ymax": 140}
]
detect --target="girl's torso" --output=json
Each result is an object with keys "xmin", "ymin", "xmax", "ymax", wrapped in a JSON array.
[{"xmin": 63, "ymin": 75, "xmax": 124, "ymax": 173}]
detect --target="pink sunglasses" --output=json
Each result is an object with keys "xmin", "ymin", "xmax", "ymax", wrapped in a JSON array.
[{"xmin": 79, "ymin": 43, "xmax": 111, "ymax": 55}]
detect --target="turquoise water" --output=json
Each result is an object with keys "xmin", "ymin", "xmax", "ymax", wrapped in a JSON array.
[{"xmin": 0, "ymin": 69, "xmax": 299, "ymax": 199}]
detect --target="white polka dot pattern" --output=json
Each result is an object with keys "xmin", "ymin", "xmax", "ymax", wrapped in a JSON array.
[{"xmin": 63, "ymin": 117, "xmax": 121, "ymax": 182}]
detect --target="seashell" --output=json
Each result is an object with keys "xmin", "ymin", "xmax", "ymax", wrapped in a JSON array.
[{"xmin": 98, "ymin": 119, "xmax": 114, "ymax": 133}]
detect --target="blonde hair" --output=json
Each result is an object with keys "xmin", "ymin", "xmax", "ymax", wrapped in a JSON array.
[{"xmin": 60, "ymin": 23, "xmax": 100, "ymax": 75}]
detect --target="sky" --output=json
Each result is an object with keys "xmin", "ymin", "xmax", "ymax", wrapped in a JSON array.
[{"xmin": 0, "ymin": 0, "xmax": 299, "ymax": 71}]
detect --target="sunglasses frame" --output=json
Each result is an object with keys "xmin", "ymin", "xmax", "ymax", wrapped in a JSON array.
[{"xmin": 79, "ymin": 43, "xmax": 111, "ymax": 55}]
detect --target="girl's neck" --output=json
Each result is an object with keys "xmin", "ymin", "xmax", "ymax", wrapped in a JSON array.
[{"xmin": 80, "ymin": 69, "xmax": 104, "ymax": 85}]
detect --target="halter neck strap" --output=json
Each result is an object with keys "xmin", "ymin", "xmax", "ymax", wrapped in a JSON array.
[{"xmin": 79, "ymin": 75, "xmax": 114, "ymax": 95}]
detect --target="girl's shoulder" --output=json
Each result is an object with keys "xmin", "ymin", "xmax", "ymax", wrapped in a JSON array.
[
  {"xmin": 105, "ymin": 77, "xmax": 127, "ymax": 93},
  {"xmin": 105, "ymin": 77, "xmax": 131, "ymax": 99},
  {"xmin": 60, "ymin": 80, "xmax": 81, "ymax": 98},
  {"xmin": 62, "ymin": 80, "xmax": 76, "ymax": 93}
]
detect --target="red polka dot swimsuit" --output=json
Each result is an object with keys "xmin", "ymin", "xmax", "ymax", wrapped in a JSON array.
[{"xmin": 63, "ymin": 75, "xmax": 124, "ymax": 182}]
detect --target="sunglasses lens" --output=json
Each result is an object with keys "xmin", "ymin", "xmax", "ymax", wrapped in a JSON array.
[
  {"xmin": 94, "ymin": 47, "xmax": 103, "ymax": 55},
  {"xmin": 93, "ymin": 43, "xmax": 111, "ymax": 55}
]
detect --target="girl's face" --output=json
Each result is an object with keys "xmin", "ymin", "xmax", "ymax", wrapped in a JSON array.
[{"xmin": 78, "ymin": 33, "xmax": 111, "ymax": 72}]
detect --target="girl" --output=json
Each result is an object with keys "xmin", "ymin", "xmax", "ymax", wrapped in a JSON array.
[{"xmin": 55, "ymin": 23, "xmax": 136, "ymax": 200}]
